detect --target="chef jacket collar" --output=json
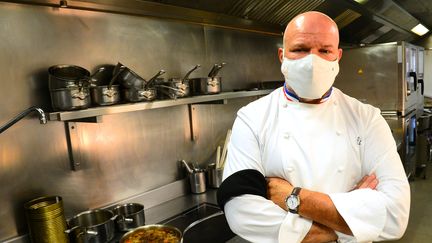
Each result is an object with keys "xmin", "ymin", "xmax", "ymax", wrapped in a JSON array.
[{"xmin": 283, "ymin": 84, "xmax": 332, "ymax": 104}]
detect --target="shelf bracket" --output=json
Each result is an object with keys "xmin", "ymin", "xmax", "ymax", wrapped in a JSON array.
[
  {"xmin": 65, "ymin": 122, "xmax": 83, "ymax": 170},
  {"xmin": 188, "ymin": 104, "xmax": 199, "ymax": 141},
  {"xmin": 69, "ymin": 116, "xmax": 103, "ymax": 123},
  {"xmin": 192, "ymin": 99, "xmax": 228, "ymax": 105},
  {"xmin": 188, "ymin": 99, "xmax": 229, "ymax": 141}
]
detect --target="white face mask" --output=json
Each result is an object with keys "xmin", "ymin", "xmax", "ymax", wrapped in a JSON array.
[{"xmin": 281, "ymin": 53, "xmax": 339, "ymax": 99}]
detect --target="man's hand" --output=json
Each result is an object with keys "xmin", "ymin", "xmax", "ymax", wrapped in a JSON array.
[
  {"xmin": 267, "ymin": 174, "xmax": 379, "ymax": 211},
  {"xmin": 266, "ymin": 177, "xmax": 293, "ymax": 210},
  {"xmin": 266, "ymin": 174, "xmax": 379, "ymax": 237},
  {"xmin": 352, "ymin": 173, "xmax": 379, "ymax": 191}
]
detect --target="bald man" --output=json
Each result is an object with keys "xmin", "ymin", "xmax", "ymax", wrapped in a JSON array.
[{"xmin": 217, "ymin": 11, "xmax": 410, "ymax": 243}]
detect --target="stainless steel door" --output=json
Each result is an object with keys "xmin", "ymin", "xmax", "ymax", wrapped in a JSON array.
[
  {"xmin": 334, "ymin": 42, "xmax": 418, "ymax": 116},
  {"xmin": 404, "ymin": 112, "xmax": 417, "ymax": 178}
]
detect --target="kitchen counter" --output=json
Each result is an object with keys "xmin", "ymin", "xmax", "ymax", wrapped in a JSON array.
[{"xmin": 105, "ymin": 181, "xmax": 248, "ymax": 242}]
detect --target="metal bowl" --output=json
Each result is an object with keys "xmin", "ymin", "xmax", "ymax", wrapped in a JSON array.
[{"xmin": 119, "ymin": 224, "xmax": 182, "ymax": 243}]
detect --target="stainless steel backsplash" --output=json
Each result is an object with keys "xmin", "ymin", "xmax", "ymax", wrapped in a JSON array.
[{"xmin": 0, "ymin": 2, "xmax": 282, "ymax": 240}]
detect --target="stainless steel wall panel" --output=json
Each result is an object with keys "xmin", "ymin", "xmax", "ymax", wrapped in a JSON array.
[
  {"xmin": 204, "ymin": 26, "xmax": 282, "ymax": 91},
  {"xmin": 0, "ymin": 2, "xmax": 281, "ymax": 241},
  {"xmin": 335, "ymin": 44, "xmax": 401, "ymax": 110}
]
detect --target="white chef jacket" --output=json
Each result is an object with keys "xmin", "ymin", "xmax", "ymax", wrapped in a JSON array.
[{"xmin": 222, "ymin": 87, "xmax": 410, "ymax": 243}]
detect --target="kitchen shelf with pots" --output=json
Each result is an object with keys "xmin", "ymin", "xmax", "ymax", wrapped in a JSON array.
[{"xmin": 48, "ymin": 89, "xmax": 273, "ymax": 122}]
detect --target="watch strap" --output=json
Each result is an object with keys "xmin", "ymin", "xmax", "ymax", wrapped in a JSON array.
[
  {"xmin": 291, "ymin": 187, "xmax": 301, "ymax": 196},
  {"xmin": 287, "ymin": 187, "xmax": 302, "ymax": 214}
]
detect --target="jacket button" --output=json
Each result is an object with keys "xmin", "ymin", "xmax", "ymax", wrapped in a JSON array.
[
  {"xmin": 336, "ymin": 131, "xmax": 342, "ymax": 136},
  {"xmin": 282, "ymin": 103, "xmax": 288, "ymax": 108},
  {"xmin": 284, "ymin": 133, "xmax": 291, "ymax": 139},
  {"xmin": 337, "ymin": 166, "xmax": 344, "ymax": 172}
]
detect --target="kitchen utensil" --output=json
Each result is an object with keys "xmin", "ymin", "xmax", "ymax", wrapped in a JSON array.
[
  {"xmin": 144, "ymin": 70, "xmax": 166, "ymax": 89},
  {"xmin": 66, "ymin": 209, "xmax": 117, "ymax": 243},
  {"xmin": 112, "ymin": 203, "xmax": 145, "ymax": 232},
  {"xmin": 122, "ymin": 87, "xmax": 157, "ymax": 102},
  {"xmin": 183, "ymin": 64, "xmax": 201, "ymax": 81},
  {"xmin": 156, "ymin": 84, "xmax": 187, "ymax": 99},
  {"xmin": 24, "ymin": 196, "xmax": 69, "ymax": 243},
  {"xmin": 207, "ymin": 163, "xmax": 223, "ymax": 188},
  {"xmin": 119, "ymin": 224, "xmax": 182, "ymax": 243},
  {"xmin": 115, "ymin": 63, "xmax": 146, "ymax": 89},
  {"xmin": 219, "ymin": 129, "xmax": 232, "ymax": 169},
  {"xmin": 207, "ymin": 64, "xmax": 219, "ymax": 78},
  {"xmin": 90, "ymin": 85, "xmax": 120, "ymax": 106},
  {"xmin": 209, "ymin": 62, "xmax": 226, "ymax": 79},
  {"xmin": 216, "ymin": 145, "xmax": 221, "ymax": 168},
  {"xmin": 190, "ymin": 63, "xmax": 225, "ymax": 95},
  {"xmin": 90, "ymin": 68, "xmax": 122, "ymax": 106},
  {"xmin": 90, "ymin": 65, "xmax": 116, "ymax": 86},
  {"xmin": 50, "ymin": 86, "xmax": 91, "ymax": 111},
  {"xmin": 190, "ymin": 77, "xmax": 221, "ymax": 95},
  {"xmin": 181, "ymin": 160, "xmax": 206, "ymax": 194},
  {"xmin": 48, "ymin": 64, "xmax": 91, "ymax": 90},
  {"xmin": 157, "ymin": 65, "xmax": 200, "ymax": 99}
]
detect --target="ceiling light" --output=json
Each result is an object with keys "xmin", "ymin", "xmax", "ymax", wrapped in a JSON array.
[
  {"xmin": 411, "ymin": 24, "xmax": 429, "ymax": 36},
  {"xmin": 354, "ymin": 0, "xmax": 369, "ymax": 4}
]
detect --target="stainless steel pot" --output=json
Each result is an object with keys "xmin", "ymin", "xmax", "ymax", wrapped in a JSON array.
[
  {"xmin": 112, "ymin": 203, "xmax": 145, "ymax": 232},
  {"xmin": 114, "ymin": 63, "xmax": 146, "ymax": 89},
  {"xmin": 119, "ymin": 224, "xmax": 182, "ymax": 243},
  {"xmin": 158, "ymin": 64, "xmax": 200, "ymax": 99},
  {"xmin": 49, "ymin": 65, "xmax": 91, "ymax": 90},
  {"xmin": 156, "ymin": 80, "xmax": 190, "ymax": 99},
  {"xmin": 66, "ymin": 209, "xmax": 116, "ymax": 243},
  {"xmin": 122, "ymin": 87, "xmax": 157, "ymax": 102},
  {"xmin": 90, "ymin": 85, "xmax": 120, "ymax": 106},
  {"xmin": 190, "ymin": 77, "xmax": 221, "ymax": 95},
  {"xmin": 50, "ymin": 87, "xmax": 91, "ymax": 111},
  {"xmin": 90, "ymin": 69, "xmax": 122, "ymax": 106}
]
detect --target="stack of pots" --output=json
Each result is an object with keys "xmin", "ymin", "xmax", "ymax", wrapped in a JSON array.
[
  {"xmin": 114, "ymin": 62, "xmax": 165, "ymax": 102},
  {"xmin": 156, "ymin": 64, "xmax": 201, "ymax": 100},
  {"xmin": 89, "ymin": 65, "xmax": 121, "ymax": 106},
  {"xmin": 49, "ymin": 65, "xmax": 92, "ymax": 111}
]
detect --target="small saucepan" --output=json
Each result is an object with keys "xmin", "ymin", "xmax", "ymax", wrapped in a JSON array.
[
  {"xmin": 190, "ymin": 63, "xmax": 225, "ymax": 95},
  {"xmin": 90, "ymin": 68, "xmax": 122, "ymax": 106},
  {"xmin": 48, "ymin": 64, "xmax": 91, "ymax": 90},
  {"xmin": 114, "ymin": 62, "xmax": 147, "ymax": 89},
  {"xmin": 122, "ymin": 70, "xmax": 165, "ymax": 102},
  {"xmin": 157, "ymin": 64, "xmax": 200, "ymax": 99},
  {"xmin": 50, "ymin": 85, "xmax": 91, "ymax": 111},
  {"xmin": 112, "ymin": 203, "xmax": 145, "ymax": 232},
  {"xmin": 66, "ymin": 209, "xmax": 117, "ymax": 243}
]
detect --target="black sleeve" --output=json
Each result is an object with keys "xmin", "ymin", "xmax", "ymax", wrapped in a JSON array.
[{"xmin": 216, "ymin": 169, "xmax": 267, "ymax": 211}]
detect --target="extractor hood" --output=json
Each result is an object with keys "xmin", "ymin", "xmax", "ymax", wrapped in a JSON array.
[{"xmin": 5, "ymin": 0, "xmax": 432, "ymax": 45}]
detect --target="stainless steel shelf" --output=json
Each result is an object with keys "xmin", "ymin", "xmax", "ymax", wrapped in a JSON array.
[{"xmin": 48, "ymin": 90, "xmax": 273, "ymax": 121}]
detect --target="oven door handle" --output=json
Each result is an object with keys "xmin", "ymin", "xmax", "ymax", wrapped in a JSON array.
[
  {"xmin": 409, "ymin": 71, "xmax": 417, "ymax": 91},
  {"xmin": 418, "ymin": 78, "xmax": 424, "ymax": 95}
]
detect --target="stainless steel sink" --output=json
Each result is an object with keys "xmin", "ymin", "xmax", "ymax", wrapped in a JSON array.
[{"xmin": 160, "ymin": 203, "xmax": 248, "ymax": 243}]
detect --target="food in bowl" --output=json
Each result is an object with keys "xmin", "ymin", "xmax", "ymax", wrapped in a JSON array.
[{"xmin": 120, "ymin": 225, "xmax": 181, "ymax": 243}]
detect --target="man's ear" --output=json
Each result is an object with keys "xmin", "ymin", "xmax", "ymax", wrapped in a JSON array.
[
  {"xmin": 278, "ymin": 48, "xmax": 284, "ymax": 63},
  {"xmin": 338, "ymin": 48, "xmax": 343, "ymax": 61}
]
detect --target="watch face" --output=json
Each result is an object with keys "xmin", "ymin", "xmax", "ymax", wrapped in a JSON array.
[{"xmin": 287, "ymin": 196, "xmax": 299, "ymax": 209}]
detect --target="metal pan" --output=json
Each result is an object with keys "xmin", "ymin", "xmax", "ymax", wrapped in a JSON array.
[{"xmin": 119, "ymin": 224, "xmax": 181, "ymax": 243}]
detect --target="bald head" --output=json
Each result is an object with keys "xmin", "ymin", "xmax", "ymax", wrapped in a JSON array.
[{"xmin": 279, "ymin": 11, "xmax": 342, "ymax": 62}]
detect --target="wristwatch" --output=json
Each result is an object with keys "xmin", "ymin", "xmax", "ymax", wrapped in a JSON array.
[{"xmin": 285, "ymin": 187, "xmax": 302, "ymax": 214}]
